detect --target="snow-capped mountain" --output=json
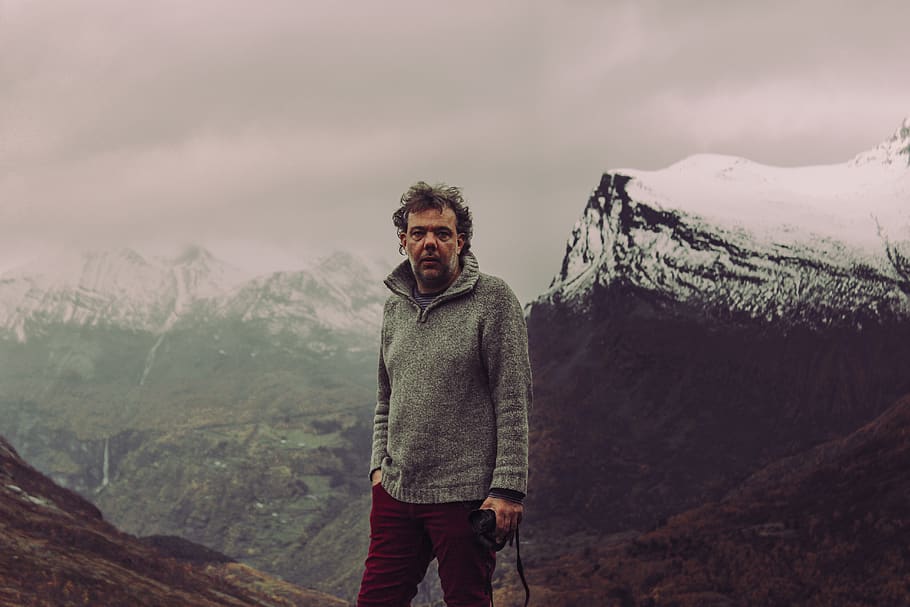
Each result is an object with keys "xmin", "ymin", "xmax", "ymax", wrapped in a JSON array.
[
  {"xmin": 219, "ymin": 252, "xmax": 387, "ymax": 338},
  {"xmin": 0, "ymin": 247, "xmax": 244, "ymax": 341},
  {"xmin": 0, "ymin": 246, "xmax": 386, "ymax": 342},
  {"xmin": 544, "ymin": 117, "xmax": 910, "ymax": 329},
  {"xmin": 524, "ymin": 117, "xmax": 910, "ymax": 537}
]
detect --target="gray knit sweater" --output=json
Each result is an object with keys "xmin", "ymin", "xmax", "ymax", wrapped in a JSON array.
[{"xmin": 369, "ymin": 252, "xmax": 532, "ymax": 504}]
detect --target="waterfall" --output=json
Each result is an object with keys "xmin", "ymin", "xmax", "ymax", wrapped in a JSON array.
[
  {"xmin": 139, "ymin": 270, "xmax": 186, "ymax": 386},
  {"xmin": 139, "ymin": 333, "xmax": 166, "ymax": 386},
  {"xmin": 101, "ymin": 437, "xmax": 110, "ymax": 488}
]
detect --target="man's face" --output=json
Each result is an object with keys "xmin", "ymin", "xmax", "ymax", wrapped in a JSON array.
[{"xmin": 400, "ymin": 207, "xmax": 465, "ymax": 294}]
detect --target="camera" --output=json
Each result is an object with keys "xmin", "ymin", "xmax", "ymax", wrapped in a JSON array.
[{"xmin": 468, "ymin": 508, "xmax": 507, "ymax": 552}]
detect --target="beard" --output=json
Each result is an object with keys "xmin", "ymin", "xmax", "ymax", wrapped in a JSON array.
[{"xmin": 410, "ymin": 256, "xmax": 458, "ymax": 293}]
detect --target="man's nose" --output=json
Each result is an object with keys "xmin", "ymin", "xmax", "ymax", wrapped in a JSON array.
[{"xmin": 424, "ymin": 231, "xmax": 438, "ymax": 249}]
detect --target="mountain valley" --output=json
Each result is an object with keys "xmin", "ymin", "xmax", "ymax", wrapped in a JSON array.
[{"xmin": 3, "ymin": 117, "xmax": 910, "ymax": 605}]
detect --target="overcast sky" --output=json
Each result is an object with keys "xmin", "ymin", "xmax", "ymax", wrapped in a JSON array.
[{"xmin": 2, "ymin": 0, "xmax": 909, "ymax": 303}]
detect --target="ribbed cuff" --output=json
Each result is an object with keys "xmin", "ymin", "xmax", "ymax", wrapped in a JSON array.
[{"xmin": 487, "ymin": 487, "xmax": 525, "ymax": 504}]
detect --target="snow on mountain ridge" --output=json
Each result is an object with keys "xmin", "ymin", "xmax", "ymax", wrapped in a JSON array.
[
  {"xmin": 545, "ymin": 118, "xmax": 910, "ymax": 329},
  {"xmin": 0, "ymin": 247, "xmax": 385, "ymax": 341},
  {"xmin": 619, "ymin": 147, "xmax": 907, "ymax": 254},
  {"xmin": 0, "ymin": 249, "xmax": 178, "ymax": 340},
  {"xmin": 223, "ymin": 251, "xmax": 386, "ymax": 336},
  {"xmin": 851, "ymin": 115, "xmax": 910, "ymax": 168}
]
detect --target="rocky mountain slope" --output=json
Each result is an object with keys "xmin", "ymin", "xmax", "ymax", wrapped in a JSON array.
[
  {"xmin": 506, "ymin": 392, "xmax": 910, "ymax": 606},
  {"xmin": 0, "ymin": 434, "xmax": 347, "ymax": 606},
  {"xmin": 525, "ymin": 116, "xmax": 910, "ymax": 535}
]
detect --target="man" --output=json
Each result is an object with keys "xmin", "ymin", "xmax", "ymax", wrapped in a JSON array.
[{"xmin": 357, "ymin": 181, "xmax": 532, "ymax": 607}]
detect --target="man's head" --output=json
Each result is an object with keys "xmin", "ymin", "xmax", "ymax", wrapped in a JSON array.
[{"xmin": 393, "ymin": 181, "xmax": 474, "ymax": 294}]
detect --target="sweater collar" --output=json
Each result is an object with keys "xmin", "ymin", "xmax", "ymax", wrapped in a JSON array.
[{"xmin": 385, "ymin": 251, "xmax": 480, "ymax": 304}]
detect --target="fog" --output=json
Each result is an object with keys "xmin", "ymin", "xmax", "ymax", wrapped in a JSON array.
[{"xmin": 2, "ymin": 0, "xmax": 909, "ymax": 302}]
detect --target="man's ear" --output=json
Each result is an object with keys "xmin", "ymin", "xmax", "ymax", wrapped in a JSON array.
[
  {"xmin": 399, "ymin": 232, "xmax": 408, "ymax": 250},
  {"xmin": 456, "ymin": 233, "xmax": 465, "ymax": 254}
]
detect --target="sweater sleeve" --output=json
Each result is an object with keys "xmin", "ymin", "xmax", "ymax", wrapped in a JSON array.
[
  {"xmin": 369, "ymin": 316, "xmax": 391, "ymax": 478},
  {"xmin": 481, "ymin": 279, "xmax": 532, "ymax": 495}
]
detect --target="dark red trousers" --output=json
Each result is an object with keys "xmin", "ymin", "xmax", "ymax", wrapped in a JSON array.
[{"xmin": 357, "ymin": 483, "xmax": 496, "ymax": 607}]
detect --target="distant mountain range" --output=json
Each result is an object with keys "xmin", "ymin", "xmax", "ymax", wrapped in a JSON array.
[
  {"xmin": 0, "ymin": 249, "xmax": 387, "ymax": 601},
  {"xmin": 0, "ymin": 246, "xmax": 386, "ymax": 343}
]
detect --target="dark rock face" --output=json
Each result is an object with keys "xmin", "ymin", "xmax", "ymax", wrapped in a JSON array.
[
  {"xmin": 549, "ymin": 173, "xmax": 910, "ymax": 331},
  {"xmin": 0, "ymin": 435, "xmax": 348, "ymax": 606},
  {"xmin": 526, "ymin": 276, "xmax": 910, "ymax": 534},
  {"xmin": 140, "ymin": 535, "xmax": 236, "ymax": 564},
  {"xmin": 527, "ymin": 165, "xmax": 910, "ymax": 534},
  {"xmin": 0, "ymin": 435, "xmax": 103, "ymax": 522},
  {"xmin": 510, "ymin": 394, "xmax": 910, "ymax": 607}
]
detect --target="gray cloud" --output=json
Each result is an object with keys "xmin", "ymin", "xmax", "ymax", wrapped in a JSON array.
[{"xmin": 2, "ymin": 0, "xmax": 908, "ymax": 302}]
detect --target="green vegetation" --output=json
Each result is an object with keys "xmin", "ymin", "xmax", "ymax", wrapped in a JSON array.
[{"xmin": 0, "ymin": 318, "xmax": 378, "ymax": 596}]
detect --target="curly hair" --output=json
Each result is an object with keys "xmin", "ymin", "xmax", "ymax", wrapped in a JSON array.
[{"xmin": 393, "ymin": 181, "xmax": 473, "ymax": 257}]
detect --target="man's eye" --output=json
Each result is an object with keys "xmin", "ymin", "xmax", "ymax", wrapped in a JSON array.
[
  {"xmin": 410, "ymin": 231, "xmax": 424, "ymax": 240},
  {"xmin": 437, "ymin": 233, "xmax": 451, "ymax": 241}
]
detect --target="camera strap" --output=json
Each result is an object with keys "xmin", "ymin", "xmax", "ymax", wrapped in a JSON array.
[
  {"xmin": 487, "ymin": 525, "xmax": 530, "ymax": 607},
  {"xmin": 515, "ymin": 525, "xmax": 530, "ymax": 607}
]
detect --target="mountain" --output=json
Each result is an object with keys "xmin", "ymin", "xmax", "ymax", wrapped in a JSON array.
[
  {"xmin": 525, "ymin": 117, "xmax": 910, "ymax": 535},
  {"xmin": 0, "ymin": 246, "xmax": 247, "ymax": 341},
  {"xmin": 0, "ymin": 247, "xmax": 385, "ymax": 343},
  {"xmin": 0, "ymin": 434, "xmax": 347, "ymax": 606},
  {"xmin": 544, "ymin": 117, "xmax": 910, "ymax": 329},
  {"xmin": 0, "ymin": 247, "xmax": 386, "ymax": 599},
  {"xmin": 505, "ymin": 392, "xmax": 910, "ymax": 606},
  {"xmin": 6, "ymin": 113, "xmax": 908, "ymax": 604},
  {"xmin": 220, "ymin": 252, "xmax": 386, "ymax": 347}
]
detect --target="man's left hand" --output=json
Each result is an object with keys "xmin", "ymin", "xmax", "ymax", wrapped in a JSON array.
[{"xmin": 479, "ymin": 496, "xmax": 523, "ymax": 545}]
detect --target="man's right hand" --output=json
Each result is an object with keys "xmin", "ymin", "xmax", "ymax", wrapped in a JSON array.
[{"xmin": 371, "ymin": 469, "xmax": 383, "ymax": 486}]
